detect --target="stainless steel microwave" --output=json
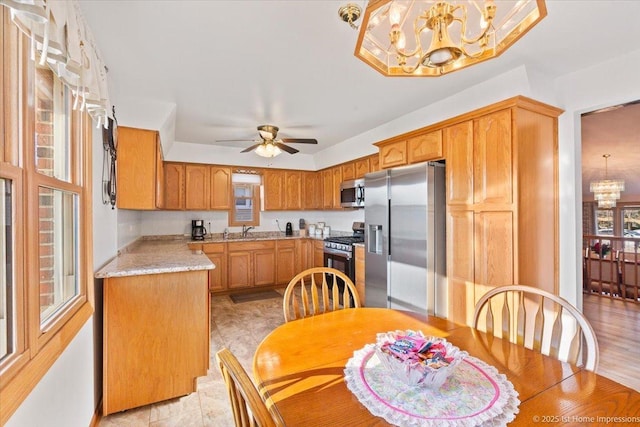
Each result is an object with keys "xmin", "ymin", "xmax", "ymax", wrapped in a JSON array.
[{"xmin": 340, "ymin": 178, "xmax": 365, "ymax": 208}]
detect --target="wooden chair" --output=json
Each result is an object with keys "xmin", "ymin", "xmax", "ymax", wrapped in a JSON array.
[
  {"xmin": 216, "ymin": 348, "xmax": 278, "ymax": 427},
  {"xmin": 282, "ymin": 267, "xmax": 360, "ymax": 322},
  {"xmin": 473, "ymin": 285, "xmax": 599, "ymax": 371}
]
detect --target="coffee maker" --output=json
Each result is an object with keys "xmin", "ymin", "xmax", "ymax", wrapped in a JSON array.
[{"xmin": 191, "ymin": 219, "xmax": 207, "ymax": 241}]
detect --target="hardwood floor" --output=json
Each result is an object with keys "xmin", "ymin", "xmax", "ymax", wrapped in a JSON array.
[{"xmin": 583, "ymin": 292, "xmax": 640, "ymax": 391}]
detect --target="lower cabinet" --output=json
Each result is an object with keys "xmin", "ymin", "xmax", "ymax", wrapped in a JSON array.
[
  {"xmin": 103, "ymin": 270, "xmax": 209, "ymax": 415},
  {"xmin": 355, "ymin": 244, "xmax": 365, "ymax": 304},
  {"xmin": 276, "ymin": 240, "xmax": 297, "ymax": 284},
  {"xmin": 227, "ymin": 240, "xmax": 276, "ymax": 289},
  {"xmin": 202, "ymin": 242, "xmax": 227, "ymax": 291}
]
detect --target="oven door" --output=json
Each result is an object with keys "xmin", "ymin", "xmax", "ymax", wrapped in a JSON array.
[{"xmin": 323, "ymin": 248, "xmax": 354, "ymax": 281}]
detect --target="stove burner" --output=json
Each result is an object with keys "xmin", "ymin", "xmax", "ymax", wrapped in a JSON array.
[{"xmin": 324, "ymin": 235, "xmax": 365, "ymax": 245}]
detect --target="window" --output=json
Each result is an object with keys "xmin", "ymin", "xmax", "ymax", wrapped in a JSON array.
[
  {"xmin": 1, "ymin": 178, "xmax": 14, "ymax": 361},
  {"xmin": 0, "ymin": 11, "xmax": 93, "ymax": 423},
  {"xmin": 229, "ymin": 174, "xmax": 261, "ymax": 227},
  {"xmin": 595, "ymin": 209, "xmax": 614, "ymax": 236}
]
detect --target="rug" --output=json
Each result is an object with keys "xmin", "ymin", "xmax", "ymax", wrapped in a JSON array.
[{"xmin": 229, "ymin": 290, "xmax": 282, "ymax": 304}]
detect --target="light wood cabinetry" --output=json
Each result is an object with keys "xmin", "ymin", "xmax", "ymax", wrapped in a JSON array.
[
  {"xmin": 263, "ymin": 170, "xmax": 285, "ymax": 210},
  {"xmin": 227, "ymin": 240, "xmax": 276, "ymax": 288},
  {"xmin": 185, "ymin": 164, "xmax": 210, "ymax": 210},
  {"xmin": 442, "ymin": 97, "xmax": 562, "ymax": 325},
  {"xmin": 369, "ymin": 154, "xmax": 380, "ymax": 172},
  {"xmin": 103, "ymin": 270, "xmax": 209, "ymax": 415},
  {"xmin": 276, "ymin": 239, "xmax": 297, "ymax": 284},
  {"xmin": 163, "ymin": 162, "xmax": 185, "ymax": 209},
  {"xmin": 354, "ymin": 158, "xmax": 370, "ymax": 178},
  {"xmin": 285, "ymin": 171, "xmax": 302, "ymax": 210},
  {"xmin": 209, "ymin": 166, "xmax": 232, "ymax": 210},
  {"xmin": 202, "ymin": 242, "xmax": 227, "ymax": 291},
  {"xmin": 354, "ymin": 244, "xmax": 365, "ymax": 305},
  {"xmin": 407, "ymin": 130, "xmax": 443, "ymax": 164},
  {"xmin": 302, "ymin": 171, "xmax": 323, "ymax": 210},
  {"xmin": 378, "ymin": 139, "xmax": 407, "ymax": 169},
  {"xmin": 342, "ymin": 162, "xmax": 356, "ymax": 181},
  {"xmin": 313, "ymin": 239, "xmax": 325, "ymax": 267},
  {"xmin": 116, "ymin": 126, "xmax": 164, "ymax": 209}
]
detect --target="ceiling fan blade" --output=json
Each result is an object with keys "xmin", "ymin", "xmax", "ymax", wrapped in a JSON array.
[
  {"xmin": 241, "ymin": 143, "xmax": 264, "ymax": 153},
  {"xmin": 275, "ymin": 142, "xmax": 299, "ymax": 154},
  {"xmin": 281, "ymin": 138, "xmax": 318, "ymax": 144},
  {"xmin": 216, "ymin": 139, "xmax": 258, "ymax": 143}
]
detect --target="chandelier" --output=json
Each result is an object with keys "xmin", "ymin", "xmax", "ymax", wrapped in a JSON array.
[
  {"xmin": 340, "ymin": 0, "xmax": 547, "ymax": 77},
  {"xmin": 590, "ymin": 154, "xmax": 625, "ymax": 209}
]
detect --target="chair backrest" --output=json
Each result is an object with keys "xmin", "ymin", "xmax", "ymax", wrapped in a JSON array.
[
  {"xmin": 282, "ymin": 267, "xmax": 361, "ymax": 322},
  {"xmin": 216, "ymin": 348, "xmax": 278, "ymax": 427},
  {"xmin": 473, "ymin": 285, "xmax": 599, "ymax": 371}
]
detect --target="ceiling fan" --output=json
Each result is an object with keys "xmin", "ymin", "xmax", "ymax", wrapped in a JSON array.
[{"xmin": 218, "ymin": 124, "xmax": 318, "ymax": 156}]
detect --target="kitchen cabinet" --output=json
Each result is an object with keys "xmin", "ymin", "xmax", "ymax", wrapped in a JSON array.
[
  {"xmin": 202, "ymin": 242, "xmax": 227, "ymax": 291},
  {"xmin": 103, "ymin": 270, "xmax": 209, "ymax": 415},
  {"xmin": 276, "ymin": 239, "xmax": 297, "ymax": 284},
  {"xmin": 210, "ymin": 166, "xmax": 232, "ymax": 210},
  {"xmin": 354, "ymin": 244, "xmax": 365, "ymax": 305},
  {"xmin": 263, "ymin": 170, "xmax": 284, "ymax": 210},
  {"xmin": 313, "ymin": 239, "xmax": 325, "ymax": 268},
  {"xmin": 227, "ymin": 240, "xmax": 276, "ymax": 288},
  {"xmin": 378, "ymin": 139, "xmax": 407, "ymax": 169},
  {"xmin": 116, "ymin": 126, "xmax": 164, "ymax": 209},
  {"xmin": 285, "ymin": 171, "xmax": 302, "ymax": 210},
  {"xmin": 354, "ymin": 157, "xmax": 370, "ymax": 178},
  {"xmin": 163, "ymin": 162, "xmax": 185, "ymax": 209},
  {"xmin": 185, "ymin": 164, "xmax": 210, "ymax": 210},
  {"xmin": 321, "ymin": 166, "xmax": 342, "ymax": 210},
  {"xmin": 407, "ymin": 130, "xmax": 443, "ymax": 163},
  {"xmin": 443, "ymin": 97, "xmax": 562, "ymax": 325},
  {"xmin": 302, "ymin": 171, "xmax": 323, "ymax": 210},
  {"xmin": 369, "ymin": 154, "xmax": 380, "ymax": 172},
  {"xmin": 342, "ymin": 162, "xmax": 356, "ymax": 181}
]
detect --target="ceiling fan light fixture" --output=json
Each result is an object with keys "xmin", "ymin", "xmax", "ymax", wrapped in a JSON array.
[{"xmin": 254, "ymin": 142, "xmax": 282, "ymax": 158}]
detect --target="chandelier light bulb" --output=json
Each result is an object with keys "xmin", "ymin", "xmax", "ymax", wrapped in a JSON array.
[{"xmin": 389, "ymin": 3, "xmax": 402, "ymax": 26}]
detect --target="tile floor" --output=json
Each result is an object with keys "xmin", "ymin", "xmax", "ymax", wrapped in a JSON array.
[{"xmin": 99, "ymin": 291, "xmax": 286, "ymax": 427}]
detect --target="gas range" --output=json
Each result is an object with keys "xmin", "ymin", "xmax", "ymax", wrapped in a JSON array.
[{"xmin": 323, "ymin": 222, "xmax": 365, "ymax": 256}]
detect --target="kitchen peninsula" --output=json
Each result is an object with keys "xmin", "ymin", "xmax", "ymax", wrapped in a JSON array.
[{"xmin": 95, "ymin": 238, "xmax": 214, "ymax": 415}]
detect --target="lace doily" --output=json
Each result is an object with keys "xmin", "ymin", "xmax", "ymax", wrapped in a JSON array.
[{"xmin": 344, "ymin": 344, "xmax": 520, "ymax": 427}]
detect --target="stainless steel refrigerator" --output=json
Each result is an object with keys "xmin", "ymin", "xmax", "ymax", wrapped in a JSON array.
[{"xmin": 364, "ymin": 162, "xmax": 446, "ymax": 317}]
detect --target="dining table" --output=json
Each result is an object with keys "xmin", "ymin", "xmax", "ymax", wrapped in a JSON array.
[{"xmin": 253, "ymin": 307, "xmax": 640, "ymax": 426}]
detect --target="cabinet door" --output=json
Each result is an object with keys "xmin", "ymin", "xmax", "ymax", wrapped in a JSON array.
[
  {"xmin": 207, "ymin": 253, "xmax": 227, "ymax": 292},
  {"xmin": 407, "ymin": 130, "xmax": 443, "ymax": 163},
  {"xmin": 285, "ymin": 171, "xmax": 302, "ymax": 210},
  {"xmin": 445, "ymin": 121, "xmax": 474, "ymax": 206},
  {"xmin": 354, "ymin": 158, "xmax": 370, "ymax": 179},
  {"xmin": 276, "ymin": 240, "xmax": 297, "ymax": 284},
  {"xmin": 354, "ymin": 245, "xmax": 365, "ymax": 305},
  {"xmin": 155, "ymin": 141, "xmax": 165, "ymax": 209},
  {"xmin": 210, "ymin": 166, "xmax": 231, "ymax": 210},
  {"xmin": 185, "ymin": 164, "xmax": 210, "ymax": 210},
  {"xmin": 302, "ymin": 171, "xmax": 322, "ymax": 210},
  {"xmin": 446, "ymin": 210, "xmax": 475, "ymax": 325},
  {"xmin": 369, "ymin": 154, "xmax": 380, "ymax": 172},
  {"xmin": 263, "ymin": 170, "xmax": 285, "ymax": 210},
  {"xmin": 379, "ymin": 140, "xmax": 407, "ymax": 169},
  {"xmin": 116, "ymin": 127, "xmax": 161, "ymax": 209},
  {"xmin": 474, "ymin": 211, "xmax": 514, "ymax": 301},
  {"xmin": 341, "ymin": 162, "xmax": 356, "ymax": 181},
  {"xmin": 332, "ymin": 166, "xmax": 342, "ymax": 209},
  {"xmin": 228, "ymin": 251, "xmax": 252, "ymax": 289},
  {"xmin": 313, "ymin": 240, "xmax": 325, "ymax": 267},
  {"xmin": 322, "ymin": 169, "xmax": 333, "ymax": 209},
  {"xmin": 474, "ymin": 109, "xmax": 513, "ymax": 205},
  {"xmin": 164, "ymin": 163, "xmax": 186, "ymax": 210},
  {"xmin": 254, "ymin": 250, "xmax": 276, "ymax": 286}
]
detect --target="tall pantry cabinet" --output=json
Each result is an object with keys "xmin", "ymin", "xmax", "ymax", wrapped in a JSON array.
[{"xmin": 444, "ymin": 97, "xmax": 562, "ymax": 326}]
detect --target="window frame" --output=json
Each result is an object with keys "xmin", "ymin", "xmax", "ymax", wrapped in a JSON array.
[
  {"xmin": 229, "ymin": 182, "xmax": 261, "ymax": 227},
  {"xmin": 0, "ymin": 8, "xmax": 95, "ymax": 424}
]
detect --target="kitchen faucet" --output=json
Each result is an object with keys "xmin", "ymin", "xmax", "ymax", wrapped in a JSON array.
[{"xmin": 242, "ymin": 225, "xmax": 254, "ymax": 237}]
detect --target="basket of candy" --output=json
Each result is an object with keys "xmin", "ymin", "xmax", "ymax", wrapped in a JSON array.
[{"xmin": 374, "ymin": 330, "xmax": 467, "ymax": 388}]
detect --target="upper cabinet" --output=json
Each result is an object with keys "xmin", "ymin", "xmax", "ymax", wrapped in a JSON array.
[
  {"xmin": 263, "ymin": 169, "xmax": 285, "ymax": 210},
  {"xmin": 116, "ymin": 126, "xmax": 164, "ymax": 210},
  {"xmin": 185, "ymin": 164, "xmax": 210, "ymax": 210},
  {"xmin": 164, "ymin": 162, "xmax": 185, "ymax": 210},
  {"xmin": 375, "ymin": 129, "xmax": 443, "ymax": 169},
  {"xmin": 378, "ymin": 140, "xmax": 407, "ymax": 169},
  {"xmin": 210, "ymin": 166, "xmax": 231, "ymax": 210}
]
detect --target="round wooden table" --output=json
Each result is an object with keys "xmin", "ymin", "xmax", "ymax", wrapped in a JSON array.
[{"xmin": 253, "ymin": 308, "xmax": 640, "ymax": 426}]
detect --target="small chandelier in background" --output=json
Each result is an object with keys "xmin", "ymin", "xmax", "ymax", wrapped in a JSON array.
[
  {"xmin": 590, "ymin": 154, "xmax": 625, "ymax": 209},
  {"xmin": 340, "ymin": 0, "xmax": 547, "ymax": 77}
]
